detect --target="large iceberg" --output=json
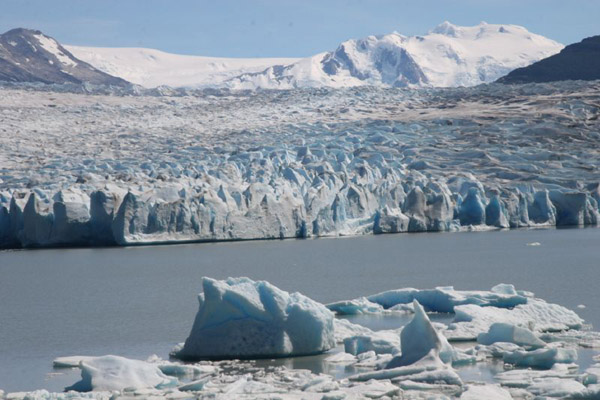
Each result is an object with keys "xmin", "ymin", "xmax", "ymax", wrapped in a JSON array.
[{"xmin": 174, "ymin": 277, "xmax": 336, "ymax": 360}]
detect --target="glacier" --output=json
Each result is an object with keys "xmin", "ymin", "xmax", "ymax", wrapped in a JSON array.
[{"xmin": 0, "ymin": 80, "xmax": 599, "ymax": 249}]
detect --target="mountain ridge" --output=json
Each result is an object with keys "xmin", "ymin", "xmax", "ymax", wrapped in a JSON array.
[
  {"xmin": 497, "ymin": 35, "xmax": 600, "ymax": 84},
  {"xmin": 0, "ymin": 28, "xmax": 130, "ymax": 86}
]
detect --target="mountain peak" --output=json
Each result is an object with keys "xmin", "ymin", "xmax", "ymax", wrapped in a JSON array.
[
  {"xmin": 2, "ymin": 27, "xmax": 43, "ymax": 36},
  {"xmin": 430, "ymin": 21, "xmax": 459, "ymax": 37},
  {"xmin": 0, "ymin": 28, "xmax": 130, "ymax": 86}
]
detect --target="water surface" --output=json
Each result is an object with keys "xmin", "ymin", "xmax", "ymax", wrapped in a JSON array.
[{"xmin": 1, "ymin": 227, "xmax": 599, "ymax": 391}]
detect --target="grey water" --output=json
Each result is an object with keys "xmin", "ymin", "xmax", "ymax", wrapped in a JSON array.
[{"xmin": 1, "ymin": 227, "xmax": 599, "ymax": 392}]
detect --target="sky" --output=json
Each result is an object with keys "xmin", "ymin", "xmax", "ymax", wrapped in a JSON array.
[{"xmin": 1, "ymin": 0, "xmax": 598, "ymax": 58}]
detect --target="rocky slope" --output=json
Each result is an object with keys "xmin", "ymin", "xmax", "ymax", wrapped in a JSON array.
[
  {"xmin": 0, "ymin": 28, "xmax": 130, "ymax": 86},
  {"xmin": 498, "ymin": 35, "xmax": 600, "ymax": 83}
]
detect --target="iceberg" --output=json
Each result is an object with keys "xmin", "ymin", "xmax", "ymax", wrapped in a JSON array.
[
  {"xmin": 446, "ymin": 299, "xmax": 583, "ymax": 340},
  {"xmin": 62, "ymin": 355, "xmax": 177, "ymax": 392},
  {"xmin": 477, "ymin": 322, "xmax": 546, "ymax": 348},
  {"xmin": 365, "ymin": 284, "xmax": 527, "ymax": 313},
  {"xmin": 386, "ymin": 300, "xmax": 456, "ymax": 368},
  {"xmin": 174, "ymin": 277, "xmax": 336, "ymax": 360},
  {"xmin": 502, "ymin": 347, "xmax": 578, "ymax": 369},
  {"xmin": 326, "ymin": 297, "xmax": 384, "ymax": 315}
]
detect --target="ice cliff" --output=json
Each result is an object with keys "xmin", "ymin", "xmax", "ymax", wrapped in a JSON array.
[{"xmin": 0, "ymin": 81, "xmax": 599, "ymax": 248}]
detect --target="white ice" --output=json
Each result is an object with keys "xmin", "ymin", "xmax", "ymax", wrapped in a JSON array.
[{"xmin": 174, "ymin": 277, "xmax": 336, "ymax": 360}]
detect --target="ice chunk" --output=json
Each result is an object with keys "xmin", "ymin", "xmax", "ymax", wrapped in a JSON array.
[
  {"xmin": 366, "ymin": 284, "xmax": 526, "ymax": 313},
  {"xmin": 527, "ymin": 378, "xmax": 586, "ymax": 397},
  {"xmin": 477, "ymin": 322, "xmax": 546, "ymax": 348},
  {"xmin": 343, "ymin": 331, "xmax": 400, "ymax": 356},
  {"xmin": 583, "ymin": 364, "xmax": 600, "ymax": 385},
  {"xmin": 53, "ymin": 355, "xmax": 95, "ymax": 368},
  {"xmin": 327, "ymin": 297, "xmax": 384, "ymax": 315},
  {"xmin": 386, "ymin": 300, "xmax": 456, "ymax": 368},
  {"xmin": 446, "ymin": 299, "xmax": 583, "ymax": 340},
  {"xmin": 64, "ymin": 355, "xmax": 177, "ymax": 392},
  {"xmin": 175, "ymin": 277, "xmax": 335, "ymax": 360},
  {"xmin": 460, "ymin": 384, "xmax": 512, "ymax": 400},
  {"xmin": 503, "ymin": 347, "xmax": 578, "ymax": 369}
]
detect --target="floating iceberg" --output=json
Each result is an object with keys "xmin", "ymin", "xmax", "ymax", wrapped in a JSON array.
[
  {"xmin": 7, "ymin": 281, "xmax": 600, "ymax": 399},
  {"xmin": 477, "ymin": 322, "xmax": 546, "ymax": 348},
  {"xmin": 61, "ymin": 355, "xmax": 177, "ymax": 392},
  {"xmin": 502, "ymin": 347, "xmax": 578, "ymax": 369},
  {"xmin": 365, "ymin": 284, "xmax": 527, "ymax": 313},
  {"xmin": 174, "ymin": 277, "xmax": 336, "ymax": 360},
  {"xmin": 386, "ymin": 301, "xmax": 456, "ymax": 368}
]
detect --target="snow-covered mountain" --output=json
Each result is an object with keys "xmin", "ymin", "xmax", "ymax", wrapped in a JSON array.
[
  {"xmin": 66, "ymin": 45, "xmax": 299, "ymax": 88},
  {"xmin": 0, "ymin": 28, "xmax": 129, "ymax": 86},
  {"xmin": 228, "ymin": 22, "xmax": 564, "ymax": 89},
  {"xmin": 4, "ymin": 22, "xmax": 564, "ymax": 90}
]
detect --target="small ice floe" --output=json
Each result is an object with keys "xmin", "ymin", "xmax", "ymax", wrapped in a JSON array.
[
  {"xmin": 578, "ymin": 304, "xmax": 587, "ymax": 309},
  {"xmin": 60, "ymin": 355, "xmax": 178, "ymax": 392},
  {"xmin": 526, "ymin": 241, "xmax": 542, "ymax": 246}
]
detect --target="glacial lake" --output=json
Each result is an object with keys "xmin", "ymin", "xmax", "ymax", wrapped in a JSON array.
[{"xmin": 1, "ymin": 227, "xmax": 599, "ymax": 392}]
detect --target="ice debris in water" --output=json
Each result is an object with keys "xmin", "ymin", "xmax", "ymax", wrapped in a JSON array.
[
  {"xmin": 477, "ymin": 322, "xmax": 546, "ymax": 349},
  {"xmin": 10, "ymin": 281, "xmax": 600, "ymax": 400},
  {"xmin": 60, "ymin": 355, "xmax": 177, "ymax": 392},
  {"xmin": 174, "ymin": 277, "xmax": 336, "ymax": 360}
]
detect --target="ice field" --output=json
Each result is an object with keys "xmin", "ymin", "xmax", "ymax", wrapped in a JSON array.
[{"xmin": 1, "ymin": 81, "xmax": 599, "ymax": 248}]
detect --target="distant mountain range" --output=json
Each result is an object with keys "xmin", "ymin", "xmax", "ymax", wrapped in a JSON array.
[
  {"xmin": 226, "ymin": 22, "xmax": 563, "ymax": 90},
  {"xmin": 0, "ymin": 28, "xmax": 129, "ymax": 86},
  {"xmin": 2, "ymin": 24, "xmax": 595, "ymax": 89},
  {"xmin": 498, "ymin": 35, "xmax": 600, "ymax": 84}
]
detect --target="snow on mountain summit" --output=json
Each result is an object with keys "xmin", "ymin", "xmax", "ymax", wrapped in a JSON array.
[
  {"xmin": 66, "ymin": 22, "xmax": 563, "ymax": 89},
  {"xmin": 65, "ymin": 46, "xmax": 299, "ymax": 88},
  {"xmin": 0, "ymin": 28, "xmax": 130, "ymax": 86},
  {"xmin": 228, "ymin": 22, "xmax": 564, "ymax": 89}
]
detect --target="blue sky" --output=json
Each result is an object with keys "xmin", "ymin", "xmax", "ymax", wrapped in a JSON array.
[{"xmin": 1, "ymin": 0, "xmax": 598, "ymax": 57}]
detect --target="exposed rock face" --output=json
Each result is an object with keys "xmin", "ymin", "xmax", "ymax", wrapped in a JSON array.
[
  {"xmin": 498, "ymin": 35, "xmax": 600, "ymax": 84},
  {"xmin": 0, "ymin": 28, "xmax": 130, "ymax": 86}
]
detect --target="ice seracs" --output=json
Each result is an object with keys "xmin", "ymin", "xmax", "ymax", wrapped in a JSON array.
[
  {"xmin": 1, "ymin": 82, "xmax": 599, "ymax": 249},
  {"xmin": 174, "ymin": 277, "xmax": 335, "ymax": 360}
]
